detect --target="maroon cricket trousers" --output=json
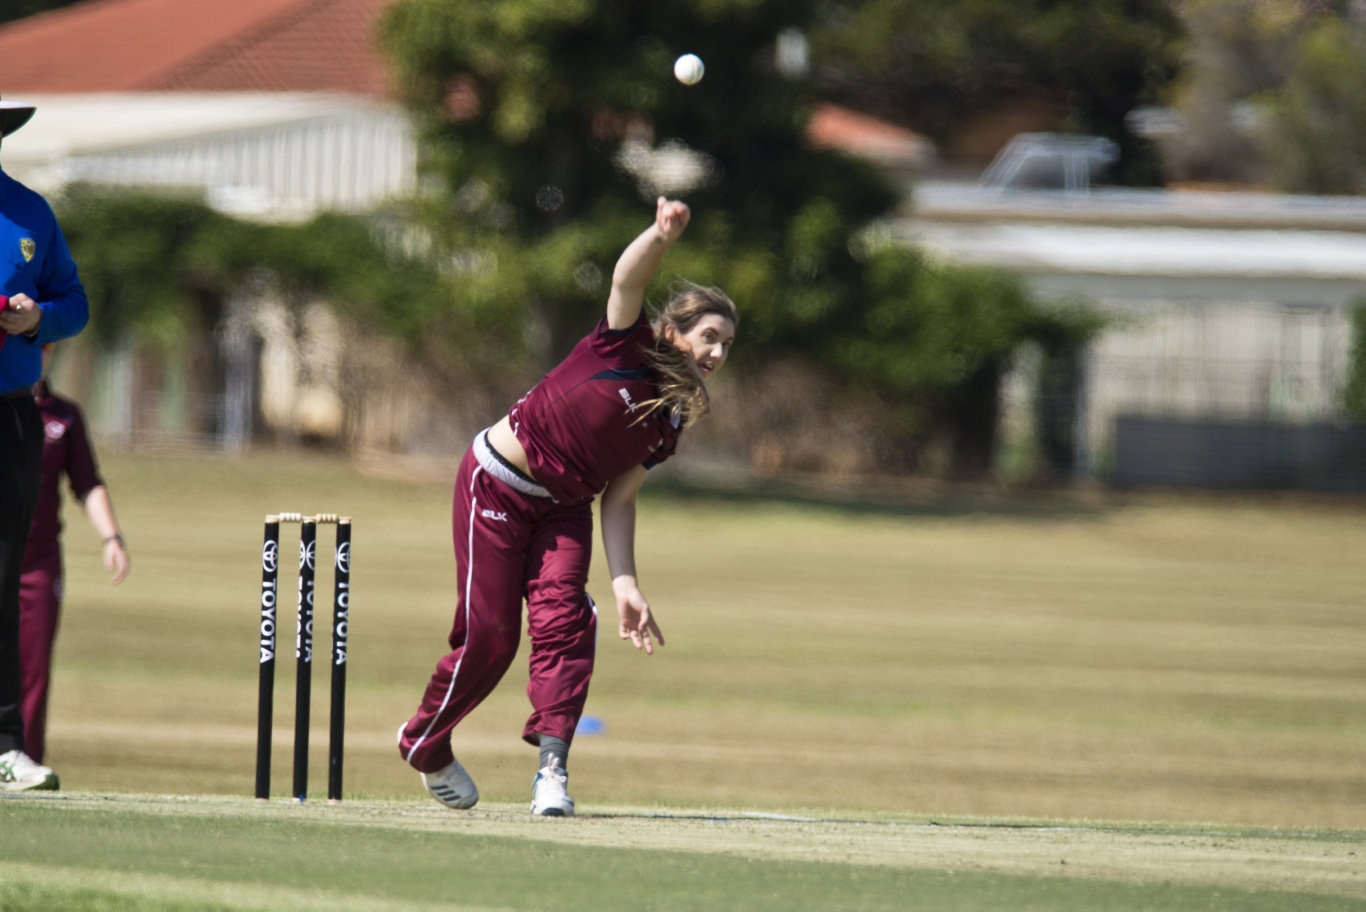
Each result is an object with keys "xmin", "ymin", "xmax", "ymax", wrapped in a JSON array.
[
  {"xmin": 18, "ymin": 551, "xmax": 60, "ymax": 763},
  {"xmin": 399, "ymin": 444, "xmax": 598, "ymax": 774}
]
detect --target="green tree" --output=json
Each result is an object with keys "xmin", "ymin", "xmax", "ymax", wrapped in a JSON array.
[
  {"xmin": 379, "ymin": 0, "xmax": 892, "ymax": 362},
  {"xmin": 1159, "ymin": 0, "xmax": 1316, "ymax": 185},
  {"xmin": 840, "ymin": 246, "xmax": 1103, "ymax": 476},
  {"xmin": 59, "ymin": 186, "xmax": 449, "ymax": 348},
  {"xmin": 1153, "ymin": 0, "xmax": 1366, "ymax": 190},
  {"xmin": 1345, "ymin": 301, "xmax": 1366, "ymax": 422},
  {"xmin": 56, "ymin": 184, "xmax": 457, "ymax": 399},
  {"xmin": 378, "ymin": 0, "xmax": 1099, "ymax": 478},
  {"xmin": 1259, "ymin": 14, "xmax": 1366, "ymax": 194}
]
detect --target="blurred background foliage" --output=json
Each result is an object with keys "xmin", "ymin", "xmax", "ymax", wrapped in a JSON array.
[
  {"xmin": 370, "ymin": 0, "xmax": 1101, "ymax": 477},
  {"xmin": 19, "ymin": 0, "xmax": 1366, "ymax": 477},
  {"xmin": 811, "ymin": 0, "xmax": 1183, "ymax": 185},
  {"xmin": 0, "ymin": 0, "xmax": 81, "ymax": 26},
  {"xmin": 58, "ymin": 187, "xmax": 454, "ymax": 355},
  {"xmin": 1259, "ymin": 12, "xmax": 1366, "ymax": 194},
  {"xmin": 1346, "ymin": 301, "xmax": 1366, "ymax": 422}
]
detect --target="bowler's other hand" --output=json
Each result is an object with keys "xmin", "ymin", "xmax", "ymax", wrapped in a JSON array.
[{"xmin": 614, "ymin": 579, "xmax": 665, "ymax": 655}]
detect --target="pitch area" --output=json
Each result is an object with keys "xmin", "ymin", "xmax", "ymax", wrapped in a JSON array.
[{"xmin": 3, "ymin": 792, "xmax": 1363, "ymax": 910}]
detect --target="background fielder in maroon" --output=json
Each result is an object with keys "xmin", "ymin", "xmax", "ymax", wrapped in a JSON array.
[
  {"xmin": 398, "ymin": 197, "xmax": 737, "ymax": 816},
  {"xmin": 21, "ymin": 346, "xmax": 129, "ymax": 763}
]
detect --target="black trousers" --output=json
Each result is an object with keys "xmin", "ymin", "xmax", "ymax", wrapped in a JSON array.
[{"xmin": 0, "ymin": 392, "xmax": 42, "ymax": 754}]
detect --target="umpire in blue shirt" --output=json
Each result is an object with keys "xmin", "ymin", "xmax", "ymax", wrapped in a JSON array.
[{"xmin": 0, "ymin": 94, "xmax": 89, "ymax": 792}]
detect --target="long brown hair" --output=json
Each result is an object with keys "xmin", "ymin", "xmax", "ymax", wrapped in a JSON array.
[{"xmin": 638, "ymin": 282, "xmax": 738, "ymax": 429}]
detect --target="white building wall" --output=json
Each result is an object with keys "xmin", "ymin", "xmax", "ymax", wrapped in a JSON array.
[
  {"xmin": 906, "ymin": 184, "xmax": 1366, "ymax": 476},
  {"xmin": 54, "ymin": 108, "xmax": 415, "ymax": 219},
  {"xmin": 8, "ymin": 93, "xmax": 417, "ymax": 221},
  {"xmin": 1082, "ymin": 297, "xmax": 1352, "ymax": 465}
]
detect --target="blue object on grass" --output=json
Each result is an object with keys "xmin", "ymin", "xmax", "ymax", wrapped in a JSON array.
[{"xmin": 576, "ymin": 715, "xmax": 605, "ymax": 735}]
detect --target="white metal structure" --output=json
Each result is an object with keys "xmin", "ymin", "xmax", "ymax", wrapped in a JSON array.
[{"xmin": 979, "ymin": 133, "xmax": 1119, "ymax": 193}]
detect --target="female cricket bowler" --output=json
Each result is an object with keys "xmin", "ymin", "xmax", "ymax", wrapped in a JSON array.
[{"xmin": 397, "ymin": 197, "xmax": 737, "ymax": 816}]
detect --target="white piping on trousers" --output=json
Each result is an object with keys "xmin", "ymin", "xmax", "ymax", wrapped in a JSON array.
[{"xmin": 405, "ymin": 465, "xmax": 482, "ymax": 764}]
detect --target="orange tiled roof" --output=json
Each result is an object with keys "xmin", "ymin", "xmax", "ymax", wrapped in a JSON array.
[
  {"xmin": 0, "ymin": 0, "xmax": 394, "ymax": 99},
  {"xmin": 808, "ymin": 103, "xmax": 932, "ymax": 166}
]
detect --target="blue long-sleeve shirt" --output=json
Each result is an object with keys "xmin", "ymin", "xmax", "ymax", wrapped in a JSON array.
[{"xmin": 0, "ymin": 166, "xmax": 88, "ymax": 393}]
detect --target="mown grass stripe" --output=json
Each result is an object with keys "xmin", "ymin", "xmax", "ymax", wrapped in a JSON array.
[
  {"xmin": 3, "ymin": 793, "xmax": 1362, "ymax": 910},
  {"xmin": 3, "ymin": 863, "xmax": 505, "ymax": 912}
]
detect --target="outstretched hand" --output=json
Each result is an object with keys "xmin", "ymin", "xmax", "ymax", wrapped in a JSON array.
[
  {"xmin": 608, "ymin": 197, "xmax": 691, "ymax": 329},
  {"xmin": 614, "ymin": 578, "xmax": 665, "ymax": 656},
  {"xmin": 655, "ymin": 197, "xmax": 691, "ymax": 245}
]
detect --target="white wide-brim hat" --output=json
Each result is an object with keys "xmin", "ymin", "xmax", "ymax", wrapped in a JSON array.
[{"xmin": 1, "ymin": 98, "xmax": 37, "ymax": 138}]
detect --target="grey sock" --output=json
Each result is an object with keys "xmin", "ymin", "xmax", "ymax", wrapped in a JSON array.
[{"xmin": 539, "ymin": 735, "xmax": 570, "ymax": 771}]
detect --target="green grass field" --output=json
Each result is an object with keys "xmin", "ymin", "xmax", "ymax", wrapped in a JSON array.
[{"xmin": 3, "ymin": 449, "xmax": 1364, "ymax": 909}]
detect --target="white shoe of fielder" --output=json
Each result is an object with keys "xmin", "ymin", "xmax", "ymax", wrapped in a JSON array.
[
  {"xmin": 530, "ymin": 764, "xmax": 574, "ymax": 817},
  {"xmin": 0, "ymin": 750, "xmax": 59, "ymax": 792}
]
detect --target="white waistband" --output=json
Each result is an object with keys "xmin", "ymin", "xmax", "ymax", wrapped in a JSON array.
[{"xmin": 473, "ymin": 429, "xmax": 552, "ymax": 498}]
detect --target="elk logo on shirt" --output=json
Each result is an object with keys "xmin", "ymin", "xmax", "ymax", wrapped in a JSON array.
[{"xmin": 20, "ymin": 238, "xmax": 35, "ymax": 262}]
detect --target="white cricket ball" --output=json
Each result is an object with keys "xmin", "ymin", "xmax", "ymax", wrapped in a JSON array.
[{"xmin": 674, "ymin": 53, "xmax": 705, "ymax": 86}]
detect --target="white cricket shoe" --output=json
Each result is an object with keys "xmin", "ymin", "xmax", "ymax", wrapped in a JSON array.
[
  {"xmin": 0, "ymin": 750, "xmax": 59, "ymax": 792},
  {"xmin": 530, "ymin": 764, "xmax": 574, "ymax": 817},
  {"xmin": 421, "ymin": 758, "xmax": 479, "ymax": 810}
]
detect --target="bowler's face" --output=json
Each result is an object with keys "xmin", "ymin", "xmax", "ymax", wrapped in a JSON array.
[{"xmin": 673, "ymin": 315, "xmax": 735, "ymax": 379}]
